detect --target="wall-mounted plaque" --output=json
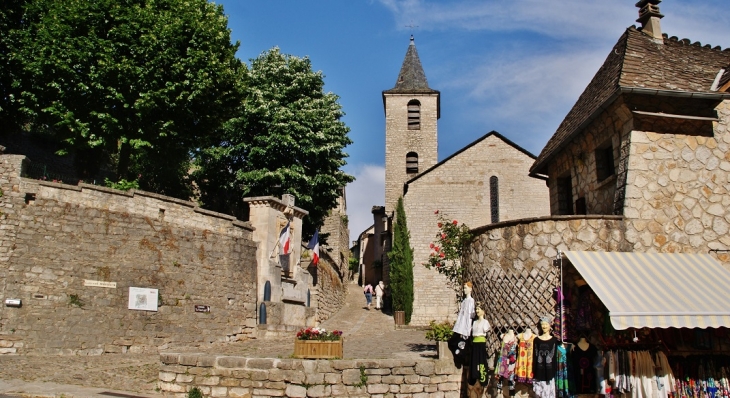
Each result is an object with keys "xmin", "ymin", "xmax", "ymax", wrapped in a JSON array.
[
  {"xmin": 194, "ymin": 305, "xmax": 210, "ymax": 313},
  {"xmin": 84, "ymin": 280, "xmax": 117, "ymax": 288},
  {"xmin": 128, "ymin": 287, "xmax": 158, "ymax": 312}
]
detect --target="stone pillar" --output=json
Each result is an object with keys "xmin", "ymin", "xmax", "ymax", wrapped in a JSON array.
[{"xmin": 245, "ymin": 195, "xmax": 308, "ymax": 304}]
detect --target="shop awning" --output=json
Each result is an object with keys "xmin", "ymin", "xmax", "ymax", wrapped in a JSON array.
[{"xmin": 563, "ymin": 251, "xmax": 730, "ymax": 330}]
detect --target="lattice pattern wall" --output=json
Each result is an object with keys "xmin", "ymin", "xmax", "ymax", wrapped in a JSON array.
[{"xmin": 466, "ymin": 263, "xmax": 558, "ymax": 354}]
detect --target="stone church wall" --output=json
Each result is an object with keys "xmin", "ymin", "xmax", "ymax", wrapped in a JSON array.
[
  {"xmin": 404, "ymin": 135, "xmax": 550, "ymax": 326},
  {"xmin": 0, "ymin": 155, "xmax": 259, "ymax": 355},
  {"xmin": 309, "ymin": 253, "xmax": 347, "ymax": 324}
]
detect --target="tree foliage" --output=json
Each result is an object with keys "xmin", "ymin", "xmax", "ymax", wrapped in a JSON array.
[
  {"xmin": 388, "ymin": 197, "xmax": 414, "ymax": 324},
  {"xmin": 194, "ymin": 48, "xmax": 354, "ymax": 235},
  {"xmin": 4, "ymin": 0, "xmax": 244, "ymax": 196}
]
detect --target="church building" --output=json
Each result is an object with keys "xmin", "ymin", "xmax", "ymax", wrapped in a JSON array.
[{"xmin": 363, "ymin": 36, "xmax": 551, "ymax": 326}]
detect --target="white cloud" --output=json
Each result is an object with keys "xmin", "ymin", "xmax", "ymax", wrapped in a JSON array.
[
  {"xmin": 378, "ymin": 0, "xmax": 634, "ymax": 41},
  {"xmin": 345, "ymin": 164, "xmax": 385, "ymax": 243}
]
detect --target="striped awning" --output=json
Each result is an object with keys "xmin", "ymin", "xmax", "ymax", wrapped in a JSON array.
[{"xmin": 563, "ymin": 251, "xmax": 730, "ymax": 330}]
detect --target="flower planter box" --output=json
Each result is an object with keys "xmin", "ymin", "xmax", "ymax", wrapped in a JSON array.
[{"xmin": 293, "ymin": 338, "xmax": 343, "ymax": 359}]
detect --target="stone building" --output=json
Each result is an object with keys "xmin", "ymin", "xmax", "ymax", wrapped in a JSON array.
[
  {"xmin": 358, "ymin": 37, "xmax": 551, "ymax": 325},
  {"xmin": 463, "ymin": 1, "xmax": 730, "ymax": 352}
]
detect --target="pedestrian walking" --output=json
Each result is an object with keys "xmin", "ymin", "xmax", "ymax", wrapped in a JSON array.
[
  {"xmin": 363, "ymin": 283, "xmax": 373, "ymax": 310},
  {"xmin": 374, "ymin": 281, "xmax": 384, "ymax": 310}
]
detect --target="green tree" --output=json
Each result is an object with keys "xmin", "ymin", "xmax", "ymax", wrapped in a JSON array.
[
  {"xmin": 388, "ymin": 197, "xmax": 414, "ymax": 324},
  {"xmin": 0, "ymin": 0, "xmax": 26, "ymax": 127},
  {"xmin": 5, "ymin": 0, "xmax": 244, "ymax": 196},
  {"xmin": 194, "ymin": 48, "xmax": 354, "ymax": 235}
]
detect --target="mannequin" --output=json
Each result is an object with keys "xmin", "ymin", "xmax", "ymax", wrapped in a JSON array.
[
  {"xmin": 448, "ymin": 282, "xmax": 475, "ymax": 363},
  {"xmin": 468, "ymin": 306, "xmax": 490, "ymax": 387},
  {"xmin": 515, "ymin": 327, "xmax": 535, "ymax": 384},
  {"xmin": 496, "ymin": 328, "xmax": 518, "ymax": 397},
  {"xmin": 532, "ymin": 317, "xmax": 559, "ymax": 398},
  {"xmin": 570, "ymin": 335, "xmax": 597, "ymax": 394}
]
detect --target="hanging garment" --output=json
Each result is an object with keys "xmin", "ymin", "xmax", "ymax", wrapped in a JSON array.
[
  {"xmin": 556, "ymin": 344, "xmax": 571, "ymax": 398},
  {"xmin": 469, "ymin": 341, "xmax": 488, "ymax": 386},
  {"xmin": 515, "ymin": 334, "xmax": 536, "ymax": 383},
  {"xmin": 497, "ymin": 338, "xmax": 518, "ymax": 379},
  {"xmin": 533, "ymin": 336, "xmax": 559, "ymax": 382},
  {"xmin": 570, "ymin": 343, "xmax": 597, "ymax": 394},
  {"xmin": 534, "ymin": 379, "xmax": 557, "ymax": 398}
]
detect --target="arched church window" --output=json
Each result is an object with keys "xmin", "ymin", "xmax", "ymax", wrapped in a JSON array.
[
  {"xmin": 407, "ymin": 100, "xmax": 420, "ymax": 130},
  {"xmin": 490, "ymin": 176, "xmax": 499, "ymax": 223},
  {"xmin": 406, "ymin": 152, "xmax": 419, "ymax": 174}
]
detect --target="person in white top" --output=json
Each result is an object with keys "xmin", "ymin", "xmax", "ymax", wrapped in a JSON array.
[{"xmin": 374, "ymin": 281, "xmax": 384, "ymax": 310}]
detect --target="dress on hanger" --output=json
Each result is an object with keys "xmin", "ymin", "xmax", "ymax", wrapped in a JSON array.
[
  {"xmin": 515, "ymin": 332, "xmax": 535, "ymax": 383},
  {"xmin": 570, "ymin": 342, "xmax": 597, "ymax": 394}
]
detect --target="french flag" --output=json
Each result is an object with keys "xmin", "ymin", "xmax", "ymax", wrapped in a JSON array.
[
  {"xmin": 279, "ymin": 220, "xmax": 291, "ymax": 255},
  {"xmin": 307, "ymin": 229, "xmax": 320, "ymax": 266}
]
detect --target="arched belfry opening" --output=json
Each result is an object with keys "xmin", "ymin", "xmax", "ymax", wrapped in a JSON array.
[
  {"xmin": 407, "ymin": 100, "xmax": 420, "ymax": 130},
  {"xmin": 406, "ymin": 152, "xmax": 419, "ymax": 174}
]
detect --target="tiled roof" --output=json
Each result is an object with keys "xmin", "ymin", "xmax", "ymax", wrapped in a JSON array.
[
  {"xmin": 383, "ymin": 37, "xmax": 439, "ymax": 94},
  {"xmin": 530, "ymin": 26, "xmax": 730, "ymax": 175}
]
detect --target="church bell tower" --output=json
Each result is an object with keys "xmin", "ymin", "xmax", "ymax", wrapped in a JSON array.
[{"xmin": 382, "ymin": 36, "xmax": 440, "ymax": 214}]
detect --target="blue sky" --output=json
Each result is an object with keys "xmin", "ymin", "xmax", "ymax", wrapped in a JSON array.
[{"xmin": 215, "ymin": 0, "xmax": 730, "ymax": 243}]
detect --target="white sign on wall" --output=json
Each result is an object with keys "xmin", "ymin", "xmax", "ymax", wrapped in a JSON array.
[
  {"xmin": 84, "ymin": 280, "xmax": 117, "ymax": 288},
  {"xmin": 128, "ymin": 287, "xmax": 158, "ymax": 312}
]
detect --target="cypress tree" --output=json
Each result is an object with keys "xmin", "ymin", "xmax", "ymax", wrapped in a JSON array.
[{"xmin": 388, "ymin": 197, "xmax": 414, "ymax": 324}]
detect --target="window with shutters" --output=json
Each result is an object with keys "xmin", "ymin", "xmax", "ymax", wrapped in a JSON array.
[
  {"xmin": 407, "ymin": 100, "xmax": 420, "ymax": 130},
  {"xmin": 406, "ymin": 152, "xmax": 419, "ymax": 174},
  {"xmin": 489, "ymin": 176, "xmax": 499, "ymax": 223}
]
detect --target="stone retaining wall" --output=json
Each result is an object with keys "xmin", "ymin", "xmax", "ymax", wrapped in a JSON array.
[
  {"xmin": 159, "ymin": 353, "xmax": 464, "ymax": 398},
  {"xmin": 464, "ymin": 215, "xmax": 627, "ymax": 352},
  {"xmin": 0, "ymin": 155, "xmax": 259, "ymax": 354}
]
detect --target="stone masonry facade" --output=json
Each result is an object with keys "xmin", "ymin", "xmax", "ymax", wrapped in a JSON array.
[
  {"xmin": 159, "ymin": 353, "xmax": 465, "ymax": 398},
  {"xmin": 405, "ymin": 134, "xmax": 550, "ymax": 326},
  {"xmin": 384, "ymin": 93, "xmax": 439, "ymax": 215},
  {"xmin": 0, "ymin": 155, "xmax": 259, "ymax": 355},
  {"xmin": 544, "ymin": 97, "xmax": 730, "ymax": 265}
]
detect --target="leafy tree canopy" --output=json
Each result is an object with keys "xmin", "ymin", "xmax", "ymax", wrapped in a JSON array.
[
  {"xmin": 4, "ymin": 0, "xmax": 244, "ymax": 196},
  {"xmin": 194, "ymin": 48, "xmax": 354, "ymax": 235}
]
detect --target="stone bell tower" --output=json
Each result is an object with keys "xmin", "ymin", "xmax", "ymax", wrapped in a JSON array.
[{"xmin": 382, "ymin": 36, "xmax": 440, "ymax": 215}]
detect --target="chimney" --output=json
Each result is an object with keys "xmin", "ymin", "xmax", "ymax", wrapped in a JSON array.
[{"xmin": 636, "ymin": 0, "xmax": 664, "ymax": 42}]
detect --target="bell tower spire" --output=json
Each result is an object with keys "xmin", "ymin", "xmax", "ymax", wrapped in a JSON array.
[{"xmin": 382, "ymin": 37, "xmax": 440, "ymax": 214}]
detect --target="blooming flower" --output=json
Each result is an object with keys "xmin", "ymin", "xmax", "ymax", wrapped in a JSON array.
[
  {"xmin": 434, "ymin": 210, "xmax": 439, "ymax": 214},
  {"xmin": 452, "ymin": 220, "xmax": 458, "ymax": 225}
]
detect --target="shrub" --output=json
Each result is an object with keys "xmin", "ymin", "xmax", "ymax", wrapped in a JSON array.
[{"xmin": 425, "ymin": 320, "xmax": 454, "ymax": 342}]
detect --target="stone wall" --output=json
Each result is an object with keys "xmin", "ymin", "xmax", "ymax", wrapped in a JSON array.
[
  {"xmin": 622, "ymin": 100, "xmax": 730, "ymax": 265},
  {"xmin": 463, "ymin": 215, "xmax": 627, "ymax": 352},
  {"xmin": 545, "ymin": 98, "xmax": 631, "ymax": 216},
  {"xmin": 321, "ymin": 191, "xmax": 351, "ymax": 277},
  {"xmin": 384, "ymin": 93, "xmax": 439, "ymax": 214},
  {"xmin": 158, "ymin": 353, "xmax": 464, "ymax": 397},
  {"xmin": 309, "ymin": 254, "xmax": 347, "ymax": 324},
  {"xmin": 404, "ymin": 134, "xmax": 550, "ymax": 326},
  {"xmin": 0, "ymin": 155, "xmax": 259, "ymax": 355}
]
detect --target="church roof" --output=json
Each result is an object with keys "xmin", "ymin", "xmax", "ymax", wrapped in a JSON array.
[
  {"xmin": 530, "ymin": 26, "xmax": 730, "ymax": 176},
  {"xmin": 383, "ymin": 36, "xmax": 439, "ymax": 95},
  {"xmin": 406, "ymin": 131, "xmax": 541, "ymax": 187}
]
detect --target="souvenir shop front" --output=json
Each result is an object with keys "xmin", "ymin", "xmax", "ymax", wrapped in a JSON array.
[{"xmin": 555, "ymin": 251, "xmax": 730, "ymax": 398}]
